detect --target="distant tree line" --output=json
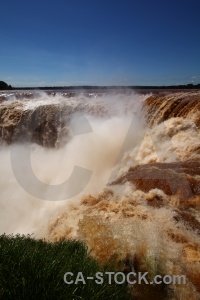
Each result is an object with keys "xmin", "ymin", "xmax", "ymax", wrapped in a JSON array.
[
  {"xmin": 1, "ymin": 80, "xmax": 200, "ymax": 90},
  {"xmin": 0, "ymin": 81, "xmax": 12, "ymax": 90},
  {"xmin": 17, "ymin": 83, "xmax": 200, "ymax": 90}
]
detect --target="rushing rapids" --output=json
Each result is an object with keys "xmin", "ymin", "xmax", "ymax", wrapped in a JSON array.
[
  {"xmin": 0, "ymin": 89, "xmax": 199, "ymax": 299},
  {"xmin": 0, "ymin": 90, "xmax": 141, "ymax": 147},
  {"xmin": 143, "ymin": 91, "xmax": 200, "ymax": 129}
]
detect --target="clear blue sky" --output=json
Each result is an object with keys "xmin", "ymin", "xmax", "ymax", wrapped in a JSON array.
[{"xmin": 0, "ymin": 0, "xmax": 200, "ymax": 87}]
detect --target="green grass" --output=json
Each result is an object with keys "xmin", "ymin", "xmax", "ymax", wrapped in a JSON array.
[{"xmin": 0, "ymin": 234, "xmax": 132, "ymax": 300}]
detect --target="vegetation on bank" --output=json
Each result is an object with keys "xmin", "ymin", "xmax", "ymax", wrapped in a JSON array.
[
  {"xmin": 1, "ymin": 79, "xmax": 200, "ymax": 90},
  {"xmin": 33, "ymin": 83, "xmax": 200, "ymax": 90},
  {"xmin": 0, "ymin": 234, "xmax": 132, "ymax": 300},
  {"xmin": 0, "ymin": 81, "xmax": 12, "ymax": 90}
]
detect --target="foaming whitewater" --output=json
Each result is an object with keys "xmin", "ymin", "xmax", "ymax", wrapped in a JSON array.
[
  {"xmin": 0, "ymin": 89, "xmax": 200, "ymax": 299},
  {"xmin": 0, "ymin": 91, "xmax": 146, "ymax": 233}
]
